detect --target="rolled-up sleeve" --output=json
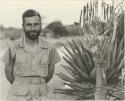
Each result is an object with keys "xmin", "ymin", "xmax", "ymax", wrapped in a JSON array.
[
  {"xmin": 1, "ymin": 42, "xmax": 16, "ymax": 65},
  {"xmin": 49, "ymin": 47, "xmax": 61, "ymax": 66},
  {"xmin": 1, "ymin": 47, "xmax": 9, "ymax": 64}
]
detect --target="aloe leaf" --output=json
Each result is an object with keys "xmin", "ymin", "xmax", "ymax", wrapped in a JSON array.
[
  {"xmin": 84, "ymin": 49, "xmax": 95, "ymax": 72},
  {"xmin": 64, "ymin": 41, "xmax": 92, "ymax": 76},
  {"xmin": 117, "ymin": 58, "xmax": 124, "ymax": 71},
  {"xmin": 72, "ymin": 40, "xmax": 82, "ymax": 55},
  {"xmin": 63, "ymin": 45, "xmax": 75, "ymax": 59},
  {"xmin": 90, "ymin": 67, "xmax": 96, "ymax": 80},
  {"xmin": 64, "ymin": 56, "xmax": 90, "ymax": 81},
  {"xmin": 63, "ymin": 44, "xmax": 83, "ymax": 69},
  {"xmin": 101, "ymin": 37, "xmax": 109, "ymax": 53},
  {"xmin": 116, "ymin": 37, "xmax": 124, "ymax": 58},
  {"xmin": 110, "ymin": 91, "xmax": 124, "ymax": 100},
  {"xmin": 102, "ymin": 35, "xmax": 112, "ymax": 59},
  {"xmin": 112, "ymin": 39, "xmax": 117, "ymax": 63},
  {"xmin": 65, "ymin": 83, "xmax": 84, "ymax": 91},
  {"xmin": 107, "ymin": 64, "xmax": 115, "ymax": 80},
  {"xmin": 74, "ymin": 65, "xmax": 90, "ymax": 81},
  {"xmin": 54, "ymin": 89, "xmax": 74, "ymax": 95},
  {"xmin": 67, "ymin": 40, "xmax": 77, "ymax": 54},
  {"xmin": 70, "ymin": 82, "xmax": 94, "ymax": 90},
  {"xmin": 116, "ymin": 49, "xmax": 124, "ymax": 64},
  {"xmin": 75, "ymin": 54, "xmax": 89, "ymax": 73},
  {"xmin": 63, "ymin": 57, "xmax": 88, "ymax": 83},
  {"xmin": 62, "ymin": 50, "xmax": 76, "ymax": 64},
  {"xmin": 76, "ymin": 91, "xmax": 94, "ymax": 100},
  {"xmin": 63, "ymin": 56, "xmax": 77, "ymax": 70},
  {"xmin": 67, "ymin": 41, "xmax": 85, "ymax": 70},
  {"xmin": 61, "ymin": 64, "xmax": 78, "ymax": 80},
  {"xmin": 56, "ymin": 73, "xmax": 77, "ymax": 83},
  {"xmin": 79, "ymin": 40, "xmax": 94, "ymax": 72}
]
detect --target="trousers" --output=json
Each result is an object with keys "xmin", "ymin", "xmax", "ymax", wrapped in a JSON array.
[{"xmin": 7, "ymin": 77, "xmax": 49, "ymax": 101}]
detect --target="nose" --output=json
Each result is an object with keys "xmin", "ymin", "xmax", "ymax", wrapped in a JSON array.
[{"xmin": 31, "ymin": 24, "xmax": 35, "ymax": 30}]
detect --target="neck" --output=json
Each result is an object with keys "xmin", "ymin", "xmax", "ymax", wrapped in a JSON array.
[{"xmin": 25, "ymin": 36, "xmax": 39, "ymax": 47}]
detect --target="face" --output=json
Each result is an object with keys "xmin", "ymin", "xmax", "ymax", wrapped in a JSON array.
[{"xmin": 23, "ymin": 15, "xmax": 41, "ymax": 40}]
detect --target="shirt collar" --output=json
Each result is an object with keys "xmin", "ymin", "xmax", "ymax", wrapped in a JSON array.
[
  {"xmin": 19, "ymin": 35, "xmax": 48, "ymax": 49},
  {"xmin": 39, "ymin": 37, "xmax": 48, "ymax": 49}
]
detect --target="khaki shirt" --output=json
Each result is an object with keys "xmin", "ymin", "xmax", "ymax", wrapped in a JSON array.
[
  {"xmin": 2, "ymin": 37, "xmax": 61, "ymax": 78},
  {"xmin": 2, "ymin": 37, "xmax": 61, "ymax": 100}
]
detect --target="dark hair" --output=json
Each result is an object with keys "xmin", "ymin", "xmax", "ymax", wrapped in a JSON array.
[{"xmin": 22, "ymin": 9, "xmax": 41, "ymax": 23}]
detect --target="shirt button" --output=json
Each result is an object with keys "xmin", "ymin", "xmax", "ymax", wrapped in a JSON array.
[{"xmin": 32, "ymin": 70, "xmax": 35, "ymax": 72}]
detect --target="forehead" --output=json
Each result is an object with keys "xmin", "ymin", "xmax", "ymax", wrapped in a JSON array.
[{"xmin": 24, "ymin": 16, "xmax": 40, "ymax": 23}]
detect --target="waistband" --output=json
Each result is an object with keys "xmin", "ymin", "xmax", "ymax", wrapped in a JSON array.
[{"xmin": 14, "ymin": 76, "xmax": 46, "ymax": 85}]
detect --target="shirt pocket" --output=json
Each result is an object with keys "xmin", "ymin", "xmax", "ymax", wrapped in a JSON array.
[
  {"xmin": 8, "ymin": 83, "xmax": 28, "ymax": 96},
  {"xmin": 39, "ymin": 84, "xmax": 48, "ymax": 96},
  {"xmin": 39, "ymin": 59, "xmax": 49, "ymax": 77},
  {"xmin": 14, "ymin": 56, "xmax": 28, "ymax": 76}
]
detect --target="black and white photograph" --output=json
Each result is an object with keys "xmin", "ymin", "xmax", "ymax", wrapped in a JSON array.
[{"xmin": 0, "ymin": 0, "xmax": 124, "ymax": 101}]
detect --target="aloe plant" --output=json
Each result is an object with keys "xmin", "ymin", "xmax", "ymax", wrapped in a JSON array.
[
  {"xmin": 55, "ymin": 36, "xmax": 124, "ymax": 100},
  {"xmin": 55, "ymin": 39, "xmax": 96, "ymax": 100},
  {"xmin": 55, "ymin": 20, "xmax": 124, "ymax": 99},
  {"xmin": 55, "ymin": 7, "xmax": 124, "ymax": 99}
]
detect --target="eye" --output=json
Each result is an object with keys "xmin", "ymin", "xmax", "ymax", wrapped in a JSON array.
[
  {"xmin": 34, "ymin": 23, "xmax": 40, "ymax": 26},
  {"xmin": 26, "ymin": 23, "xmax": 32, "ymax": 26}
]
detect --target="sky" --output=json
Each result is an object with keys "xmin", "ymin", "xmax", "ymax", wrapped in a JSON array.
[{"xmin": 0, "ymin": 0, "xmax": 123, "ymax": 28}]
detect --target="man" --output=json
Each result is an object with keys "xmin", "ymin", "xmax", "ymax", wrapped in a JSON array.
[{"xmin": 2, "ymin": 9, "xmax": 61, "ymax": 101}]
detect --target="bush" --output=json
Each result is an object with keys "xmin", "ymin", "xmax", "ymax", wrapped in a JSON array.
[
  {"xmin": 66, "ymin": 25, "xmax": 84, "ymax": 36},
  {"xmin": 2, "ymin": 27, "xmax": 23, "ymax": 40},
  {"xmin": 45, "ymin": 21, "xmax": 69, "ymax": 37}
]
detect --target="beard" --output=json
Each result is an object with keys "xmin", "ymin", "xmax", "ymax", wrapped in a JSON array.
[{"xmin": 24, "ymin": 29, "xmax": 41, "ymax": 40}]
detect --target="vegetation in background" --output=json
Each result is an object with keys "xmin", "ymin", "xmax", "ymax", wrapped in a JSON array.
[
  {"xmin": 45, "ymin": 21, "xmax": 69, "ymax": 37},
  {"xmin": 0, "ymin": 26, "xmax": 23, "ymax": 40},
  {"xmin": 65, "ymin": 24, "xmax": 84, "ymax": 36},
  {"xmin": 44, "ymin": 21, "xmax": 84, "ymax": 37},
  {"xmin": 55, "ymin": 10, "xmax": 124, "ymax": 100}
]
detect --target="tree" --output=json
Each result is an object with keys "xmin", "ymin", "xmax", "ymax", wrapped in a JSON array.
[{"xmin": 45, "ymin": 21, "xmax": 69, "ymax": 37}]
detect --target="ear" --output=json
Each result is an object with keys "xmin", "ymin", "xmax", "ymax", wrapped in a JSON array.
[
  {"xmin": 22, "ymin": 23, "xmax": 24, "ymax": 28},
  {"xmin": 22, "ymin": 23, "xmax": 25, "ymax": 30},
  {"xmin": 40, "ymin": 23, "xmax": 42, "ymax": 29}
]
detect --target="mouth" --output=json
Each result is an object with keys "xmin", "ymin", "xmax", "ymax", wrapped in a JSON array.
[
  {"xmin": 25, "ymin": 30, "xmax": 40, "ymax": 40},
  {"xmin": 30, "ymin": 32, "xmax": 37, "ymax": 35}
]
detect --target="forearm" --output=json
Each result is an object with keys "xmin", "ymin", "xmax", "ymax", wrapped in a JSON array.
[
  {"xmin": 46, "ymin": 65, "xmax": 55, "ymax": 83},
  {"xmin": 5, "ymin": 64, "xmax": 15, "ymax": 84}
]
